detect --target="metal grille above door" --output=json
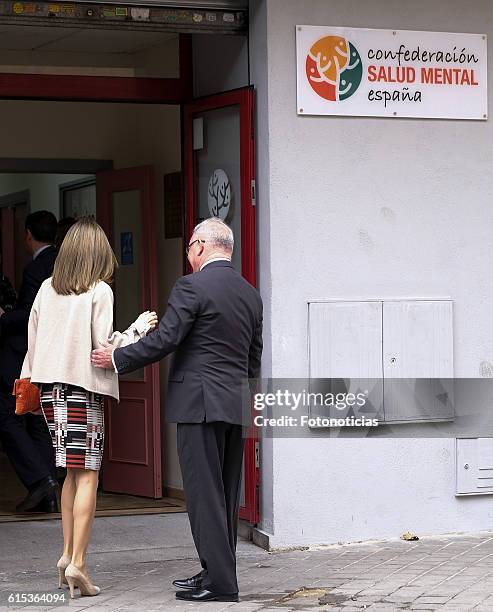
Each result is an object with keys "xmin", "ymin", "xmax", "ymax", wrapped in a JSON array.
[
  {"xmin": 0, "ymin": 0, "xmax": 247, "ymax": 34},
  {"xmin": 80, "ymin": 0, "xmax": 247, "ymax": 6}
]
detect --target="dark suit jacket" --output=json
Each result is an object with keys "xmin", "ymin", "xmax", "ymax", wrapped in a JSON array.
[
  {"xmin": 0, "ymin": 245, "xmax": 57, "ymax": 390},
  {"xmin": 114, "ymin": 261, "xmax": 263, "ymax": 424}
]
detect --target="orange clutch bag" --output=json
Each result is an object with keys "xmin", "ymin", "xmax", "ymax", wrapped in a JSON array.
[{"xmin": 12, "ymin": 378, "xmax": 41, "ymax": 416}]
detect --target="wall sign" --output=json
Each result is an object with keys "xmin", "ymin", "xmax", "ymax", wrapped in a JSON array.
[
  {"xmin": 120, "ymin": 232, "xmax": 134, "ymax": 266},
  {"xmin": 207, "ymin": 169, "xmax": 231, "ymax": 220},
  {"xmin": 296, "ymin": 26, "xmax": 487, "ymax": 119}
]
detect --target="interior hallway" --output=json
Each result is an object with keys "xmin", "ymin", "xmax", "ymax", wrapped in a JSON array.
[{"xmin": 0, "ymin": 452, "xmax": 185, "ymax": 523}]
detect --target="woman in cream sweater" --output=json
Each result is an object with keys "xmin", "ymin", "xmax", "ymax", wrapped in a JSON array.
[{"xmin": 20, "ymin": 217, "xmax": 157, "ymax": 599}]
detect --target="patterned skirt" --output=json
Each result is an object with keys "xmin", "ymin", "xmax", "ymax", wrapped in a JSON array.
[{"xmin": 40, "ymin": 383, "xmax": 105, "ymax": 471}]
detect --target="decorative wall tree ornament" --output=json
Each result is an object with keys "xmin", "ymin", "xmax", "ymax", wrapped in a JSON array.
[{"xmin": 207, "ymin": 169, "xmax": 231, "ymax": 221}]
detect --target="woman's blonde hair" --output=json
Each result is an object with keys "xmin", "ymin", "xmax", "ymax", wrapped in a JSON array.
[{"xmin": 52, "ymin": 217, "xmax": 117, "ymax": 295}]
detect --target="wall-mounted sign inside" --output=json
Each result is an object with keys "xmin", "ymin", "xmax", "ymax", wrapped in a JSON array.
[
  {"xmin": 296, "ymin": 26, "xmax": 487, "ymax": 119},
  {"xmin": 120, "ymin": 232, "xmax": 134, "ymax": 266},
  {"xmin": 207, "ymin": 169, "xmax": 231, "ymax": 220}
]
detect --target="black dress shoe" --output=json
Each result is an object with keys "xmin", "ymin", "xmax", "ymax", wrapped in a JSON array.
[
  {"xmin": 175, "ymin": 589, "xmax": 239, "ymax": 602},
  {"xmin": 31, "ymin": 495, "xmax": 59, "ymax": 513},
  {"xmin": 16, "ymin": 477, "xmax": 58, "ymax": 512},
  {"xmin": 172, "ymin": 571, "xmax": 204, "ymax": 590}
]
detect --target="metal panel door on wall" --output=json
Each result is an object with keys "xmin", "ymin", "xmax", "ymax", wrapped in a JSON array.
[
  {"xmin": 383, "ymin": 300, "xmax": 454, "ymax": 423},
  {"xmin": 97, "ymin": 166, "xmax": 161, "ymax": 498},
  {"xmin": 184, "ymin": 86, "xmax": 258, "ymax": 523},
  {"xmin": 308, "ymin": 301, "xmax": 383, "ymax": 379},
  {"xmin": 456, "ymin": 438, "xmax": 493, "ymax": 495},
  {"xmin": 307, "ymin": 299, "xmax": 454, "ymax": 426},
  {"xmin": 308, "ymin": 301, "xmax": 384, "ymax": 426}
]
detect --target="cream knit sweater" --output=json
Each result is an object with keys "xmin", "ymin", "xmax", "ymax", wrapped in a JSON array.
[{"xmin": 20, "ymin": 279, "xmax": 146, "ymax": 401}]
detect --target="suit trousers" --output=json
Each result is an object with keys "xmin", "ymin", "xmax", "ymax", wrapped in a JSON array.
[
  {"xmin": 177, "ymin": 421, "xmax": 245, "ymax": 595},
  {"xmin": 0, "ymin": 390, "xmax": 56, "ymax": 488}
]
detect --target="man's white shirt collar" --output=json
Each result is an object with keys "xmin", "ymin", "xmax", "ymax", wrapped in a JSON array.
[
  {"xmin": 200, "ymin": 258, "xmax": 231, "ymax": 271},
  {"xmin": 33, "ymin": 245, "xmax": 51, "ymax": 260}
]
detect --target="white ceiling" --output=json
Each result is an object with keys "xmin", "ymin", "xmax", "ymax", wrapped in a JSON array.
[{"xmin": 0, "ymin": 24, "xmax": 176, "ymax": 53}]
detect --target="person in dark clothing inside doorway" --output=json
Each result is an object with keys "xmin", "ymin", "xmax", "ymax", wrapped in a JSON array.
[
  {"xmin": 0, "ymin": 210, "xmax": 59, "ymax": 513},
  {"xmin": 0, "ymin": 273, "xmax": 17, "ymax": 312}
]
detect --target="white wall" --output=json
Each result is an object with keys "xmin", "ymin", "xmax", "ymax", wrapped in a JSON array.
[
  {"xmin": 193, "ymin": 33, "xmax": 249, "ymax": 97},
  {"xmin": 0, "ymin": 100, "xmax": 183, "ymax": 491},
  {"xmin": 250, "ymin": 0, "xmax": 493, "ymax": 547},
  {"xmin": 0, "ymin": 35, "xmax": 180, "ymax": 78},
  {"xmin": 0, "ymin": 174, "xmax": 93, "ymax": 217}
]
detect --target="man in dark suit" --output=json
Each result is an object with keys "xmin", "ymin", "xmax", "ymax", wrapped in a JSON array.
[
  {"xmin": 0, "ymin": 211, "xmax": 58, "ymax": 512},
  {"xmin": 92, "ymin": 217, "xmax": 263, "ymax": 603}
]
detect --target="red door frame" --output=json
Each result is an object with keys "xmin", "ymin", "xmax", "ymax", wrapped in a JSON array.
[
  {"xmin": 184, "ymin": 87, "xmax": 259, "ymax": 524},
  {"xmin": 97, "ymin": 165, "xmax": 162, "ymax": 498}
]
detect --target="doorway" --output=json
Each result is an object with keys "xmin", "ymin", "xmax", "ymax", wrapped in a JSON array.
[
  {"xmin": 184, "ymin": 87, "xmax": 258, "ymax": 523},
  {"xmin": 0, "ymin": 164, "xmax": 186, "ymax": 521},
  {"xmin": 0, "ymin": 99, "xmax": 185, "ymax": 518},
  {"xmin": 0, "ymin": 19, "xmax": 259, "ymax": 526}
]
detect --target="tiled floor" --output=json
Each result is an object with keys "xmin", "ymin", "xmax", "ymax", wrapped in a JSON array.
[{"xmin": 3, "ymin": 513, "xmax": 493, "ymax": 610}]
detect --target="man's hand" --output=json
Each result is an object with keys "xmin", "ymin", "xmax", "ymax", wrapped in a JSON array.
[
  {"xmin": 91, "ymin": 341, "xmax": 115, "ymax": 370},
  {"xmin": 0, "ymin": 306, "xmax": 5, "ymax": 317},
  {"xmin": 147, "ymin": 311, "xmax": 158, "ymax": 332}
]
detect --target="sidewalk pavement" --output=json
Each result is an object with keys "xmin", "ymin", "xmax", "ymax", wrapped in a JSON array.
[{"xmin": 2, "ymin": 513, "xmax": 493, "ymax": 611}]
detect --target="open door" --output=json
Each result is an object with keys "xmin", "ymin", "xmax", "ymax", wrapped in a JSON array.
[
  {"xmin": 184, "ymin": 87, "xmax": 259, "ymax": 524},
  {"xmin": 97, "ymin": 166, "xmax": 161, "ymax": 498},
  {"xmin": 1, "ymin": 196, "xmax": 30, "ymax": 292},
  {"xmin": 0, "ymin": 206, "xmax": 15, "ymax": 282}
]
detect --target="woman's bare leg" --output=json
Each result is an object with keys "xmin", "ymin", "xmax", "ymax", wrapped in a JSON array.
[
  {"xmin": 71, "ymin": 469, "xmax": 99, "ymax": 573},
  {"xmin": 61, "ymin": 469, "xmax": 76, "ymax": 558}
]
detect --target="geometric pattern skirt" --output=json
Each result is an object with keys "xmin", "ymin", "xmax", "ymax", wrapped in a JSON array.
[{"xmin": 40, "ymin": 382, "xmax": 105, "ymax": 471}]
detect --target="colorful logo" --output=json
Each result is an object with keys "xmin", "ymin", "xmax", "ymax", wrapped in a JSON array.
[
  {"xmin": 208, "ymin": 169, "xmax": 231, "ymax": 221},
  {"xmin": 306, "ymin": 36, "xmax": 362, "ymax": 101}
]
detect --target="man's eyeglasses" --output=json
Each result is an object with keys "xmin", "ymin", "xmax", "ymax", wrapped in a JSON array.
[{"xmin": 185, "ymin": 239, "xmax": 206, "ymax": 255}]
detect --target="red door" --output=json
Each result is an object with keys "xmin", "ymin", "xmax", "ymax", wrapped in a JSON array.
[
  {"xmin": 1, "ymin": 201, "xmax": 30, "ymax": 292},
  {"xmin": 184, "ymin": 87, "xmax": 259, "ymax": 524},
  {"xmin": 1, "ymin": 207, "xmax": 15, "ymax": 282},
  {"xmin": 97, "ymin": 166, "xmax": 161, "ymax": 498}
]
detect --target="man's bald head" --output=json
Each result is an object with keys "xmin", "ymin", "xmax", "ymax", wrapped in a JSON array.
[
  {"xmin": 193, "ymin": 218, "xmax": 234, "ymax": 253},
  {"xmin": 187, "ymin": 217, "xmax": 234, "ymax": 272}
]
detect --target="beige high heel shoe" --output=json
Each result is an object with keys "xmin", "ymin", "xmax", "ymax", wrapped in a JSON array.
[
  {"xmin": 56, "ymin": 555, "xmax": 71, "ymax": 589},
  {"xmin": 64, "ymin": 564, "xmax": 100, "ymax": 598}
]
